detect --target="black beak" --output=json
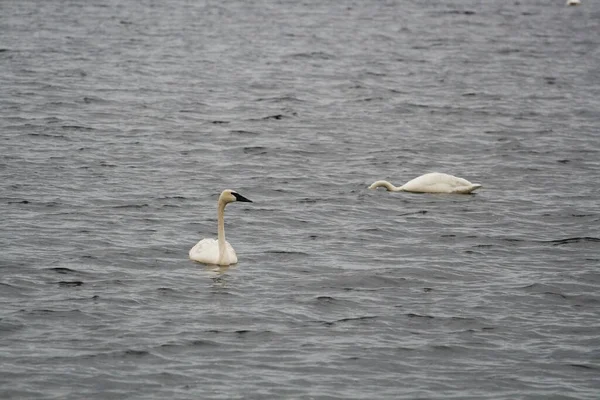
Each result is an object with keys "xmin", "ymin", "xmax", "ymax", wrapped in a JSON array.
[{"xmin": 233, "ymin": 192, "xmax": 253, "ymax": 203}]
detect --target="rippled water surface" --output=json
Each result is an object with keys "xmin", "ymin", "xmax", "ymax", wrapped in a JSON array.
[{"xmin": 1, "ymin": 0, "xmax": 600, "ymax": 398}]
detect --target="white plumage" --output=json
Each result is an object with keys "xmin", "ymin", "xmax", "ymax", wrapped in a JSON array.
[
  {"xmin": 369, "ymin": 172, "xmax": 482, "ymax": 194},
  {"xmin": 189, "ymin": 238, "xmax": 238, "ymax": 266}
]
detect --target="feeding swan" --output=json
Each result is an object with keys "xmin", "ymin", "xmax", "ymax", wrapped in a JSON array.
[
  {"xmin": 189, "ymin": 189, "xmax": 252, "ymax": 266},
  {"xmin": 369, "ymin": 172, "xmax": 481, "ymax": 194}
]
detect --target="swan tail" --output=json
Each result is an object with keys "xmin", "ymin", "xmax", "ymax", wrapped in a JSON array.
[{"xmin": 454, "ymin": 184, "xmax": 482, "ymax": 194}]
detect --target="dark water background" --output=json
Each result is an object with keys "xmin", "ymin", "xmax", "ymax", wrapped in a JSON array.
[{"xmin": 1, "ymin": 0, "xmax": 599, "ymax": 398}]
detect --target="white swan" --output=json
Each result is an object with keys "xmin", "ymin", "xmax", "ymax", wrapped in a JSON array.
[
  {"xmin": 189, "ymin": 189, "xmax": 252, "ymax": 266},
  {"xmin": 566, "ymin": 0, "xmax": 580, "ymax": 6},
  {"xmin": 369, "ymin": 172, "xmax": 482, "ymax": 194}
]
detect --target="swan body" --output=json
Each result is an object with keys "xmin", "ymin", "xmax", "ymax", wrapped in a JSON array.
[
  {"xmin": 566, "ymin": 0, "xmax": 580, "ymax": 6},
  {"xmin": 189, "ymin": 189, "xmax": 252, "ymax": 266},
  {"xmin": 189, "ymin": 238, "xmax": 238, "ymax": 266},
  {"xmin": 369, "ymin": 172, "xmax": 481, "ymax": 194}
]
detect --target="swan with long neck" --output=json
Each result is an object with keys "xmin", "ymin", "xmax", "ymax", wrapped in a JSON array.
[
  {"xmin": 189, "ymin": 189, "xmax": 252, "ymax": 266},
  {"xmin": 369, "ymin": 172, "xmax": 481, "ymax": 194}
]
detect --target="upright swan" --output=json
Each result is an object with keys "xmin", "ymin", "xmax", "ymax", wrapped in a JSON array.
[
  {"xmin": 189, "ymin": 189, "xmax": 252, "ymax": 266},
  {"xmin": 369, "ymin": 172, "xmax": 481, "ymax": 194}
]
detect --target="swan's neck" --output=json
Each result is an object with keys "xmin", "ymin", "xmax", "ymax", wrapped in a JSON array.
[
  {"xmin": 371, "ymin": 180, "xmax": 403, "ymax": 192},
  {"xmin": 217, "ymin": 200, "xmax": 227, "ymax": 260}
]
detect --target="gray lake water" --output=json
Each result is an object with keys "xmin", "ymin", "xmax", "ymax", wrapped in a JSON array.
[{"xmin": 1, "ymin": 0, "xmax": 600, "ymax": 399}]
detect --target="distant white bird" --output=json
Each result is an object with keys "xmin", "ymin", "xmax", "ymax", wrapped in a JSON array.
[
  {"xmin": 369, "ymin": 172, "xmax": 482, "ymax": 194},
  {"xmin": 566, "ymin": 0, "xmax": 581, "ymax": 6},
  {"xmin": 189, "ymin": 189, "xmax": 252, "ymax": 266}
]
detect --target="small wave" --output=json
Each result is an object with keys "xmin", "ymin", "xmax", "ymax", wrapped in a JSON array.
[
  {"xmin": 356, "ymin": 227, "xmax": 382, "ymax": 233},
  {"xmin": 430, "ymin": 344, "xmax": 456, "ymax": 351},
  {"xmin": 159, "ymin": 339, "xmax": 220, "ymax": 349},
  {"xmin": 205, "ymin": 329, "xmax": 274, "ymax": 338},
  {"xmin": 355, "ymin": 97, "xmax": 384, "ymax": 102},
  {"xmin": 570, "ymin": 295, "xmax": 600, "ymax": 305},
  {"xmin": 8, "ymin": 200, "xmax": 30, "ymax": 204},
  {"xmin": 297, "ymin": 198, "xmax": 317, "ymax": 204},
  {"xmin": 49, "ymin": 267, "xmax": 77, "ymax": 274},
  {"xmin": 113, "ymin": 204, "xmax": 149, "ymax": 209},
  {"xmin": 503, "ymin": 238, "xmax": 524, "ymax": 243},
  {"xmin": 190, "ymin": 339, "xmax": 217, "ymax": 346},
  {"xmin": 547, "ymin": 237, "xmax": 600, "ymax": 246},
  {"xmin": 288, "ymin": 51, "xmax": 335, "ymax": 60},
  {"xmin": 165, "ymin": 341, "xmax": 216, "ymax": 349},
  {"xmin": 21, "ymin": 309, "xmax": 54, "ymax": 314},
  {"xmin": 158, "ymin": 196, "xmax": 187, "ymax": 200},
  {"xmin": 520, "ymin": 283, "xmax": 551, "ymax": 291},
  {"xmin": 570, "ymin": 364, "xmax": 598, "ymax": 370},
  {"xmin": 498, "ymin": 48, "xmax": 520, "ymax": 55},
  {"xmin": 82, "ymin": 96, "xmax": 109, "ymax": 104},
  {"xmin": 403, "ymin": 102, "xmax": 431, "ymax": 109},
  {"xmin": 61, "ymin": 125, "xmax": 95, "ymax": 131},
  {"xmin": 82, "ymin": 349, "xmax": 157, "ymax": 360},
  {"xmin": 314, "ymin": 295, "xmax": 336, "ymax": 302},
  {"xmin": 58, "ymin": 281, "xmax": 84, "ymax": 287},
  {"xmin": 19, "ymin": 309, "xmax": 95, "ymax": 321},
  {"xmin": 319, "ymin": 316, "xmax": 377, "ymax": 326},
  {"xmin": 440, "ymin": 10, "xmax": 476, "ymax": 15},
  {"xmin": 543, "ymin": 291, "xmax": 567, "ymax": 299},
  {"xmin": 243, "ymin": 146, "xmax": 268, "ymax": 155},
  {"xmin": 255, "ymin": 95, "xmax": 304, "ymax": 103},
  {"xmin": 398, "ymin": 210, "xmax": 427, "ymax": 216},
  {"xmin": 260, "ymin": 114, "xmax": 285, "ymax": 120},
  {"xmin": 123, "ymin": 349, "xmax": 150, "ymax": 357},
  {"xmin": 229, "ymin": 129, "xmax": 260, "ymax": 136},
  {"xmin": 0, "ymin": 282, "xmax": 29, "ymax": 296},
  {"xmin": 406, "ymin": 313, "xmax": 434, "ymax": 319},
  {"xmin": 264, "ymin": 250, "xmax": 309, "ymax": 256},
  {"xmin": 0, "ymin": 320, "xmax": 24, "ymax": 333},
  {"xmin": 343, "ymin": 287, "xmax": 380, "ymax": 292},
  {"xmin": 519, "ymin": 283, "xmax": 568, "ymax": 300},
  {"xmin": 28, "ymin": 132, "xmax": 67, "ymax": 139}
]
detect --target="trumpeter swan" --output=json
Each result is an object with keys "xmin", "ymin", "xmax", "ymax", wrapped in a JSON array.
[
  {"xmin": 566, "ymin": 0, "xmax": 580, "ymax": 5},
  {"xmin": 189, "ymin": 189, "xmax": 252, "ymax": 266},
  {"xmin": 369, "ymin": 172, "xmax": 481, "ymax": 194}
]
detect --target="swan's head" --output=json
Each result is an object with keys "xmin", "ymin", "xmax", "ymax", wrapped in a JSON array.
[
  {"xmin": 368, "ymin": 180, "xmax": 396, "ymax": 191},
  {"xmin": 219, "ymin": 189, "xmax": 253, "ymax": 205}
]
